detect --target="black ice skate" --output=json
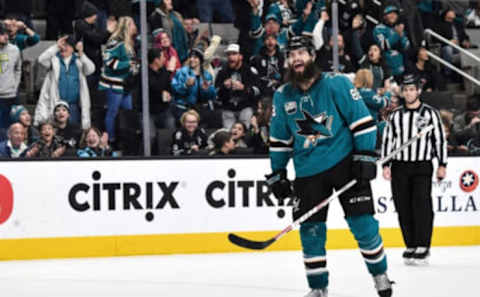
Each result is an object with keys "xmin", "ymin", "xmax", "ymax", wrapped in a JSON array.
[
  {"xmin": 413, "ymin": 247, "xmax": 430, "ymax": 265},
  {"xmin": 402, "ymin": 248, "xmax": 415, "ymax": 265},
  {"xmin": 373, "ymin": 273, "xmax": 393, "ymax": 297},
  {"xmin": 304, "ymin": 288, "xmax": 328, "ymax": 297}
]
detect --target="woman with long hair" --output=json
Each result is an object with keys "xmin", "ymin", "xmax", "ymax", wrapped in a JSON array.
[
  {"xmin": 153, "ymin": 30, "xmax": 181, "ymax": 76},
  {"xmin": 99, "ymin": 16, "xmax": 137, "ymax": 146},
  {"xmin": 353, "ymin": 69, "xmax": 391, "ymax": 139},
  {"xmin": 77, "ymin": 127, "xmax": 117, "ymax": 157},
  {"xmin": 359, "ymin": 44, "xmax": 393, "ymax": 91}
]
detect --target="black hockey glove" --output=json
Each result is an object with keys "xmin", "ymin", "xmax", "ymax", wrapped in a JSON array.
[
  {"xmin": 265, "ymin": 169, "xmax": 292, "ymax": 199},
  {"xmin": 352, "ymin": 151, "xmax": 378, "ymax": 181}
]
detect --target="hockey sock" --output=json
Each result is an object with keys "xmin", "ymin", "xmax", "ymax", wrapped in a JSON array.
[
  {"xmin": 346, "ymin": 215, "xmax": 387, "ymax": 276},
  {"xmin": 300, "ymin": 222, "xmax": 328, "ymax": 289}
]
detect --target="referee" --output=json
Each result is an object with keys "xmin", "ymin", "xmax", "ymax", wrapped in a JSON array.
[{"xmin": 381, "ymin": 74, "xmax": 447, "ymax": 266}]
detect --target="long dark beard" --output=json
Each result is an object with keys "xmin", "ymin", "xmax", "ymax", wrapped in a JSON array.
[{"xmin": 286, "ymin": 61, "xmax": 321, "ymax": 89}]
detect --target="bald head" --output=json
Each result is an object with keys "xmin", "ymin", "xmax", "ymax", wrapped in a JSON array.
[{"xmin": 8, "ymin": 123, "xmax": 25, "ymax": 148}]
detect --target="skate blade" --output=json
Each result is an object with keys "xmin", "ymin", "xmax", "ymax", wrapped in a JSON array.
[
  {"xmin": 403, "ymin": 258, "xmax": 415, "ymax": 265},
  {"xmin": 413, "ymin": 258, "xmax": 429, "ymax": 266}
]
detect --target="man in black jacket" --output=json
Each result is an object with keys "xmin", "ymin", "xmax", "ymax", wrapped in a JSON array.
[
  {"xmin": 437, "ymin": 8, "xmax": 472, "ymax": 77},
  {"xmin": 249, "ymin": 33, "xmax": 285, "ymax": 98},
  {"xmin": 74, "ymin": 1, "xmax": 117, "ymax": 91},
  {"xmin": 316, "ymin": 33, "xmax": 355, "ymax": 74},
  {"xmin": 147, "ymin": 48, "xmax": 175, "ymax": 130},
  {"xmin": 215, "ymin": 43, "xmax": 261, "ymax": 129}
]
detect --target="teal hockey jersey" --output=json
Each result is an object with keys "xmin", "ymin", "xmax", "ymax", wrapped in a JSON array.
[
  {"xmin": 99, "ymin": 39, "xmax": 134, "ymax": 93},
  {"xmin": 269, "ymin": 73, "xmax": 377, "ymax": 178}
]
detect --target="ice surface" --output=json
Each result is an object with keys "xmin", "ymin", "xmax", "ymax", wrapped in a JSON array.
[{"xmin": 0, "ymin": 246, "xmax": 478, "ymax": 297}]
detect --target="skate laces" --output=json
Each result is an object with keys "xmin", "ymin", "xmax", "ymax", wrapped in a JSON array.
[{"xmin": 374, "ymin": 273, "xmax": 393, "ymax": 291}]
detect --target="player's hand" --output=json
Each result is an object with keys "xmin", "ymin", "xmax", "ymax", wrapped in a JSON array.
[
  {"xmin": 382, "ymin": 166, "xmax": 391, "ymax": 180},
  {"xmin": 437, "ymin": 166, "xmax": 446, "ymax": 181},
  {"xmin": 265, "ymin": 169, "xmax": 292, "ymax": 199}
]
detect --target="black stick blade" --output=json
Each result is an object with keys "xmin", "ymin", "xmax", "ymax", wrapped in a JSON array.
[{"xmin": 228, "ymin": 233, "xmax": 275, "ymax": 250}]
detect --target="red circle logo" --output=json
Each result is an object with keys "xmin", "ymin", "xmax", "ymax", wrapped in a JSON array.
[
  {"xmin": 459, "ymin": 170, "xmax": 479, "ymax": 193},
  {"xmin": 0, "ymin": 174, "xmax": 14, "ymax": 225}
]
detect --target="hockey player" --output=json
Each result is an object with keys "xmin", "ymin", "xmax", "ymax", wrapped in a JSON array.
[
  {"xmin": 266, "ymin": 36, "xmax": 393, "ymax": 297},
  {"xmin": 382, "ymin": 74, "xmax": 447, "ymax": 265}
]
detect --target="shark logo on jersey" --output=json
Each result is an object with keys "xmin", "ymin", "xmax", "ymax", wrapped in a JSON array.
[
  {"xmin": 295, "ymin": 110, "xmax": 333, "ymax": 148},
  {"xmin": 284, "ymin": 101, "xmax": 297, "ymax": 114},
  {"xmin": 415, "ymin": 115, "xmax": 429, "ymax": 130}
]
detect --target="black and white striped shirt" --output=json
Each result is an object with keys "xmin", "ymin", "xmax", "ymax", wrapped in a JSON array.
[{"xmin": 381, "ymin": 103, "xmax": 448, "ymax": 166}]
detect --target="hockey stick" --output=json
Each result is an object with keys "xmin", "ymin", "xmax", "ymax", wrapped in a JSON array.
[{"xmin": 228, "ymin": 124, "xmax": 434, "ymax": 250}]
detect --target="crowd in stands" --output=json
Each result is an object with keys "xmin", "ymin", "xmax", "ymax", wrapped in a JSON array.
[{"xmin": 1, "ymin": 0, "xmax": 480, "ymax": 159}]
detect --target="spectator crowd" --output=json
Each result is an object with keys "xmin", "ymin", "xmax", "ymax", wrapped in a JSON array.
[{"xmin": 1, "ymin": 0, "xmax": 480, "ymax": 159}]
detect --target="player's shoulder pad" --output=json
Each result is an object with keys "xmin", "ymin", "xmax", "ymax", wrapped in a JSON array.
[
  {"xmin": 275, "ymin": 83, "xmax": 290, "ymax": 94},
  {"xmin": 323, "ymin": 72, "xmax": 352, "ymax": 86}
]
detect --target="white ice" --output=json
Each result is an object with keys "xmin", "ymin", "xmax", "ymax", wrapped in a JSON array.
[{"xmin": 0, "ymin": 246, "xmax": 478, "ymax": 297}]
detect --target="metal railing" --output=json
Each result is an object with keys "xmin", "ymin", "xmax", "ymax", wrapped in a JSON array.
[{"xmin": 425, "ymin": 28, "xmax": 480, "ymax": 87}]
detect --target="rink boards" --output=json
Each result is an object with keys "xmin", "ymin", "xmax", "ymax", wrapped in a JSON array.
[{"xmin": 0, "ymin": 157, "xmax": 479, "ymax": 260}]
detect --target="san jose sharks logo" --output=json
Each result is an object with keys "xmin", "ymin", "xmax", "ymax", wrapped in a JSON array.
[{"xmin": 296, "ymin": 110, "xmax": 334, "ymax": 148}]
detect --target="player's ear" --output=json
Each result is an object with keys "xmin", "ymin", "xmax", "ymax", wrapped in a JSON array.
[{"xmin": 311, "ymin": 51, "xmax": 316, "ymax": 62}]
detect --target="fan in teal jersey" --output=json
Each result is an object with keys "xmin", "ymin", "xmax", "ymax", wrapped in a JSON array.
[{"xmin": 265, "ymin": 36, "xmax": 393, "ymax": 297}]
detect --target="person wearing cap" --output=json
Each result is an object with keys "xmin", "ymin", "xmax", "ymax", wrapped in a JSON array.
[
  {"xmin": 74, "ymin": 1, "xmax": 117, "ymax": 90},
  {"xmin": 266, "ymin": 36, "xmax": 393, "ymax": 297},
  {"xmin": 382, "ymin": 74, "xmax": 447, "ymax": 266},
  {"xmin": 3, "ymin": 14, "xmax": 40, "ymax": 51},
  {"xmin": 249, "ymin": 33, "xmax": 285, "ymax": 97},
  {"xmin": 9, "ymin": 104, "xmax": 39, "ymax": 146},
  {"xmin": 372, "ymin": 4, "xmax": 410, "ymax": 77},
  {"xmin": 171, "ymin": 45, "xmax": 218, "ymax": 127},
  {"xmin": 248, "ymin": 0, "xmax": 316, "ymax": 55},
  {"xmin": 53, "ymin": 101, "xmax": 82, "ymax": 155},
  {"xmin": 34, "ymin": 35, "xmax": 94, "ymax": 130},
  {"xmin": 0, "ymin": 22, "xmax": 21, "ymax": 132},
  {"xmin": 0, "ymin": 122, "xmax": 27, "ymax": 158},
  {"xmin": 215, "ymin": 43, "xmax": 261, "ymax": 129},
  {"xmin": 265, "ymin": 0, "xmax": 294, "ymax": 27}
]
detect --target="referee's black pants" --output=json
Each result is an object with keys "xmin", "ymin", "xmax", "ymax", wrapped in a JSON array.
[{"xmin": 390, "ymin": 161, "xmax": 434, "ymax": 248}]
